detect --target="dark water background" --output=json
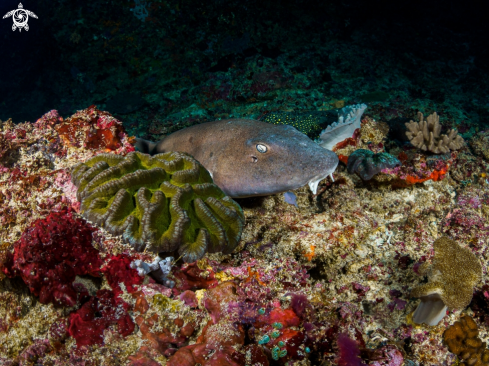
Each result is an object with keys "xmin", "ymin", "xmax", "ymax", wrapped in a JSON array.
[{"xmin": 0, "ymin": 0, "xmax": 488, "ymax": 139}]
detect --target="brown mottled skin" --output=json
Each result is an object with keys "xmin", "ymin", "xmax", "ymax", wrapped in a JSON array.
[{"xmin": 135, "ymin": 119, "xmax": 338, "ymax": 198}]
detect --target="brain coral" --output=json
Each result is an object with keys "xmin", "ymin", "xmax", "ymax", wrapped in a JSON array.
[
  {"xmin": 346, "ymin": 149, "xmax": 401, "ymax": 181},
  {"xmin": 71, "ymin": 151, "xmax": 245, "ymax": 262}
]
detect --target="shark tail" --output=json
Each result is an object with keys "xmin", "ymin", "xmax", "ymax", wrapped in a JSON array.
[{"xmin": 135, "ymin": 137, "xmax": 158, "ymax": 155}]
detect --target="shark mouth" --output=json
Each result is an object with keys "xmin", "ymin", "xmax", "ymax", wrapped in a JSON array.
[{"xmin": 308, "ymin": 173, "xmax": 334, "ymax": 194}]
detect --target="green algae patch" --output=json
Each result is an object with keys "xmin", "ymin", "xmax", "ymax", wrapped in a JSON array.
[{"xmin": 71, "ymin": 151, "xmax": 244, "ymax": 262}]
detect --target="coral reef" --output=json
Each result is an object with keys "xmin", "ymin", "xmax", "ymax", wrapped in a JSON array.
[
  {"xmin": 0, "ymin": 107, "xmax": 134, "ymax": 246},
  {"xmin": 337, "ymin": 333, "xmax": 367, "ymax": 366},
  {"xmin": 410, "ymin": 237, "xmax": 482, "ymax": 326},
  {"xmin": 346, "ymin": 149, "xmax": 401, "ymax": 181},
  {"xmin": 1, "ymin": 102, "xmax": 489, "ymax": 365},
  {"xmin": 443, "ymin": 315, "xmax": 489, "ymax": 366},
  {"xmin": 55, "ymin": 105, "xmax": 132, "ymax": 153},
  {"xmin": 405, "ymin": 112, "xmax": 464, "ymax": 154},
  {"xmin": 71, "ymin": 151, "xmax": 245, "ymax": 262}
]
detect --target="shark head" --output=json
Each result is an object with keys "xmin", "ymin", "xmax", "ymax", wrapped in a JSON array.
[{"xmin": 212, "ymin": 121, "xmax": 339, "ymax": 198}]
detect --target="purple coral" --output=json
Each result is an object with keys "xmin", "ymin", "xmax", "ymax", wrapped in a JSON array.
[{"xmin": 337, "ymin": 333, "xmax": 367, "ymax": 366}]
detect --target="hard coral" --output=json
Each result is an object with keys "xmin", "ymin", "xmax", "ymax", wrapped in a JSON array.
[
  {"xmin": 444, "ymin": 315, "xmax": 489, "ymax": 366},
  {"xmin": 410, "ymin": 237, "xmax": 482, "ymax": 326},
  {"xmin": 346, "ymin": 149, "xmax": 401, "ymax": 181},
  {"xmin": 405, "ymin": 112, "xmax": 464, "ymax": 154},
  {"xmin": 71, "ymin": 151, "xmax": 244, "ymax": 262},
  {"xmin": 3, "ymin": 208, "xmax": 102, "ymax": 307}
]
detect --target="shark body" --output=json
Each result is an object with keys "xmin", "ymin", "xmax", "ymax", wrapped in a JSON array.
[{"xmin": 135, "ymin": 118, "xmax": 339, "ymax": 198}]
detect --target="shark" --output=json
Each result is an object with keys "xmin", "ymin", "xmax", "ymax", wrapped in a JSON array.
[{"xmin": 135, "ymin": 118, "xmax": 339, "ymax": 198}]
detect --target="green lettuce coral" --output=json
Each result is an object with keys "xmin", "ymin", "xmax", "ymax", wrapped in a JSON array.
[{"xmin": 71, "ymin": 151, "xmax": 245, "ymax": 262}]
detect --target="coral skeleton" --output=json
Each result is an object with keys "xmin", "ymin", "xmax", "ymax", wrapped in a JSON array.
[
  {"xmin": 317, "ymin": 103, "xmax": 367, "ymax": 150},
  {"xmin": 131, "ymin": 256, "xmax": 175, "ymax": 287},
  {"xmin": 405, "ymin": 112, "xmax": 464, "ymax": 154}
]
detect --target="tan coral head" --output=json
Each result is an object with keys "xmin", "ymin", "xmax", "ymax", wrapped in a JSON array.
[
  {"xmin": 405, "ymin": 112, "xmax": 464, "ymax": 154},
  {"xmin": 410, "ymin": 237, "xmax": 482, "ymax": 326}
]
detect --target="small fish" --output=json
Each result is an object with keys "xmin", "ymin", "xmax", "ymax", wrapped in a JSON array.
[
  {"xmin": 283, "ymin": 191, "xmax": 298, "ymax": 208},
  {"xmin": 135, "ymin": 119, "xmax": 338, "ymax": 198}
]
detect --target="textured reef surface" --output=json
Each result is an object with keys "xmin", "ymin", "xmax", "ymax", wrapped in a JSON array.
[{"xmin": 0, "ymin": 105, "xmax": 489, "ymax": 366}]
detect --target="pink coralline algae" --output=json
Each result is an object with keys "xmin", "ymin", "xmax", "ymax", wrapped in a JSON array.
[
  {"xmin": 2, "ymin": 208, "xmax": 102, "ymax": 307},
  {"xmin": 68, "ymin": 289, "xmax": 135, "ymax": 347},
  {"xmin": 168, "ymin": 282, "xmax": 249, "ymax": 366},
  {"xmin": 382, "ymin": 151, "xmax": 454, "ymax": 187},
  {"xmin": 55, "ymin": 105, "xmax": 136, "ymax": 153},
  {"xmin": 172, "ymin": 262, "xmax": 218, "ymax": 294}
]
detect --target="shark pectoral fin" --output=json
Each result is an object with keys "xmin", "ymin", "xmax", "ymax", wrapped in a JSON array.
[
  {"xmin": 308, "ymin": 179, "xmax": 320, "ymax": 194},
  {"xmin": 308, "ymin": 172, "xmax": 335, "ymax": 194},
  {"xmin": 135, "ymin": 137, "xmax": 157, "ymax": 154}
]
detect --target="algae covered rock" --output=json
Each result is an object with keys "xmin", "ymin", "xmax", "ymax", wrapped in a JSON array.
[{"xmin": 71, "ymin": 151, "xmax": 244, "ymax": 262}]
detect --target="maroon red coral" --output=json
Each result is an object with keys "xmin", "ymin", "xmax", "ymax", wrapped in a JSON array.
[
  {"xmin": 68, "ymin": 289, "xmax": 135, "ymax": 347},
  {"xmin": 102, "ymin": 254, "xmax": 144, "ymax": 296},
  {"xmin": 3, "ymin": 208, "xmax": 102, "ymax": 307}
]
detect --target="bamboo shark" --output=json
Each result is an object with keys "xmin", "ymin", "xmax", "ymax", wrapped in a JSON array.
[{"xmin": 135, "ymin": 118, "xmax": 339, "ymax": 198}]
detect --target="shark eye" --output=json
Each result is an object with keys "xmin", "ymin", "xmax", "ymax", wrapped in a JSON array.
[{"xmin": 256, "ymin": 144, "xmax": 267, "ymax": 153}]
